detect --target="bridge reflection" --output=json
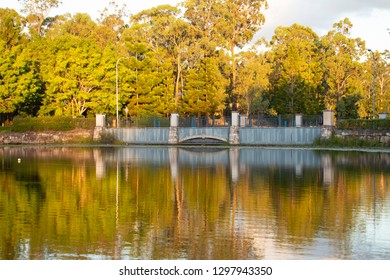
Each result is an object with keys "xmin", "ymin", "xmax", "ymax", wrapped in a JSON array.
[{"xmin": 93, "ymin": 147, "xmax": 335, "ymax": 186}]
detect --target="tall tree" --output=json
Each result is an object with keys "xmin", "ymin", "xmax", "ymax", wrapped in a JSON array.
[
  {"xmin": 217, "ymin": 0, "xmax": 268, "ymax": 111},
  {"xmin": 18, "ymin": 0, "xmax": 61, "ymax": 36},
  {"xmin": 320, "ymin": 18, "xmax": 365, "ymax": 112},
  {"xmin": 97, "ymin": 1, "xmax": 129, "ymax": 47},
  {"xmin": 270, "ymin": 24, "xmax": 323, "ymax": 114},
  {"xmin": 181, "ymin": 57, "xmax": 227, "ymax": 117},
  {"xmin": 131, "ymin": 5, "xmax": 191, "ymax": 110},
  {"xmin": 39, "ymin": 34, "xmax": 105, "ymax": 116},
  {"xmin": 0, "ymin": 8, "xmax": 26, "ymax": 47},
  {"xmin": 0, "ymin": 42, "xmax": 43, "ymax": 115},
  {"xmin": 235, "ymin": 40, "xmax": 271, "ymax": 116},
  {"xmin": 123, "ymin": 26, "xmax": 174, "ymax": 117}
]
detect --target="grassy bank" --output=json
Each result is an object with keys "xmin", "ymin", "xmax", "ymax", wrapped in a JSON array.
[{"xmin": 313, "ymin": 136, "xmax": 390, "ymax": 149}]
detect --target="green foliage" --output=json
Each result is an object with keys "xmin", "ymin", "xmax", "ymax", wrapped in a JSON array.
[
  {"xmin": 337, "ymin": 119, "xmax": 390, "ymax": 130},
  {"xmin": 0, "ymin": 8, "xmax": 25, "ymax": 47},
  {"xmin": 0, "ymin": 5, "xmax": 388, "ymax": 122},
  {"xmin": 336, "ymin": 93, "xmax": 361, "ymax": 119},
  {"xmin": 11, "ymin": 116, "xmax": 95, "ymax": 132},
  {"xmin": 0, "ymin": 42, "xmax": 43, "ymax": 115},
  {"xmin": 270, "ymin": 24, "xmax": 324, "ymax": 115},
  {"xmin": 181, "ymin": 57, "xmax": 227, "ymax": 116},
  {"xmin": 98, "ymin": 130, "xmax": 118, "ymax": 144},
  {"xmin": 314, "ymin": 135, "xmax": 390, "ymax": 148}
]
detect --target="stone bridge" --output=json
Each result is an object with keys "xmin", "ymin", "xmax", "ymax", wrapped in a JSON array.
[
  {"xmin": 97, "ymin": 111, "xmax": 334, "ymax": 145},
  {"xmin": 177, "ymin": 128, "xmax": 230, "ymax": 144}
]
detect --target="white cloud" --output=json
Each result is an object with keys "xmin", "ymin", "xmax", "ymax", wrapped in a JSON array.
[
  {"xmin": 259, "ymin": 0, "xmax": 390, "ymax": 51},
  {"xmin": 1, "ymin": 0, "xmax": 389, "ymax": 51}
]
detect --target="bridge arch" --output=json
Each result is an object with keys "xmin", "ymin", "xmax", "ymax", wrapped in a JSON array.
[{"xmin": 179, "ymin": 135, "xmax": 228, "ymax": 145}]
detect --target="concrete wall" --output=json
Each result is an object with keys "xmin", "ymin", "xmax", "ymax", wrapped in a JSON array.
[
  {"xmin": 240, "ymin": 127, "xmax": 321, "ymax": 145},
  {"xmin": 107, "ymin": 128, "xmax": 169, "ymax": 144},
  {"xmin": 106, "ymin": 127, "xmax": 321, "ymax": 145}
]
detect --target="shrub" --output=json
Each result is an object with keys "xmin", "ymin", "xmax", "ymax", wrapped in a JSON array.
[
  {"xmin": 314, "ymin": 136, "xmax": 390, "ymax": 148},
  {"xmin": 337, "ymin": 119, "xmax": 390, "ymax": 130},
  {"xmin": 98, "ymin": 131, "xmax": 118, "ymax": 144},
  {"xmin": 11, "ymin": 116, "xmax": 95, "ymax": 132}
]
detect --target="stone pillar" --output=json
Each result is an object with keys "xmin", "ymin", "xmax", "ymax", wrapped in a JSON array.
[
  {"xmin": 295, "ymin": 114, "xmax": 302, "ymax": 128},
  {"xmin": 240, "ymin": 115, "xmax": 246, "ymax": 127},
  {"xmin": 93, "ymin": 114, "xmax": 106, "ymax": 141},
  {"xmin": 96, "ymin": 114, "xmax": 106, "ymax": 127},
  {"xmin": 231, "ymin": 112, "xmax": 239, "ymax": 126},
  {"xmin": 323, "ymin": 110, "xmax": 334, "ymax": 127},
  {"xmin": 229, "ymin": 112, "xmax": 240, "ymax": 145},
  {"xmin": 168, "ymin": 113, "xmax": 179, "ymax": 144},
  {"xmin": 321, "ymin": 110, "xmax": 335, "ymax": 140}
]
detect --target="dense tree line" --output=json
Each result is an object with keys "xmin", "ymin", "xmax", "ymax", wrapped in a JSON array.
[{"xmin": 0, "ymin": 0, "xmax": 389, "ymax": 121}]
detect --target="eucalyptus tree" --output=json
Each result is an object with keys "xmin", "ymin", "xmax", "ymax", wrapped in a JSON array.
[
  {"xmin": 183, "ymin": 0, "xmax": 268, "ymax": 112},
  {"xmin": 18, "ymin": 0, "xmax": 61, "ymax": 36},
  {"xmin": 215, "ymin": 0, "xmax": 268, "ymax": 111},
  {"xmin": 320, "ymin": 18, "xmax": 365, "ymax": 112},
  {"xmin": 235, "ymin": 40, "xmax": 271, "ymax": 116},
  {"xmin": 131, "ymin": 5, "xmax": 192, "ymax": 110},
  {"xmin": 372, "ymin": 50, "xmax": 390, "ymax": 115},
  {"xmin": 97, "ymin": 1, "xmax": 129, "ymax": 47}
]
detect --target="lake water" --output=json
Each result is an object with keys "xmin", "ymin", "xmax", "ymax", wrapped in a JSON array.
[{"xmin": 0, "ymin": 146, "xmax": 389, "ymax": 260}]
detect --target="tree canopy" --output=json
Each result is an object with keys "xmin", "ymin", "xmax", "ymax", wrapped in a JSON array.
[{"xmin": 0, "ymin": 1, "xmax": 389, "ymax": 121}]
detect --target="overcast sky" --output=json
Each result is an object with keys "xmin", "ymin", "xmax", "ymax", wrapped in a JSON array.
[{"xmin": 1, "ymin": 0, "xmax": 389, "ymax": 51}]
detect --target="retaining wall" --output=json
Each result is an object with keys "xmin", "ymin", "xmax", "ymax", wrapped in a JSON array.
[
  {"xmin": 104, "ymin": 127, "xmax": 322, "ymax": 145},
  {"xmin": 241, "ymin": 127, "xmax": 321, "ymax": 145}
]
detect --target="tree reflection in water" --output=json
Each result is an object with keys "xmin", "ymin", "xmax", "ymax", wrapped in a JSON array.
[{"xmin": 0, "ymin": 146, "xmax": 389, "ymax": 259}]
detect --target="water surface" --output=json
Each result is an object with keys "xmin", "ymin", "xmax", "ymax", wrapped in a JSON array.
[{"xmin": 0, "ymin": 146, "xmax": 389, "ymax": 260}]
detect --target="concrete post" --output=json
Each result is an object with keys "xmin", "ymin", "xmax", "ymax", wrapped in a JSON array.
[
  {"xmin": 321, "ymin": 110, "xmax": 335, "ymax": 140},
  {"xmin": 229, "ymin": 112, "xmax": 240, "ymax": 145},
  {"xmin": 168, "ymin": 113, "xmax": 179, "ymax": 144},
  {"xmin": 96, "ymin": 114, "xmax": 106, "ymax": 127},
  {"xmin": 295, "ymin": 114, "xmax": 302, "ymax": 128},
  {"xmin": 240, "ymin": 116, "xmax": 246, "ymax": 127},
  {"xmin": 231, "ymin": 112, "xmax": 239, "ymax": 126},
  {"xmin": 93, "ymin": 114, "xmax": 106, "ymax": 141},
  {"xmin": 323, "ymin": 110, "xmax": 334, "ymax": 127},
  {"xmin": 170, "ymin": 113, "xmax": 179, "ymax": 127}
]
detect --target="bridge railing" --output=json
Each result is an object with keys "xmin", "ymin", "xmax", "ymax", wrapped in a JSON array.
[
  {"xmin": 245, "ymin": 115, "xmax": 322, "ymax": 128},
  {"xmin": 179, "ymin": 116, "xmax": 231, "ymax": 127},
  {"xmin": 103, "ymin": 114, "xmax": 323, "ymax": 128},
  {"xmin": 105, "ymin": 116, "xmax": 170, "ymax": 128}
]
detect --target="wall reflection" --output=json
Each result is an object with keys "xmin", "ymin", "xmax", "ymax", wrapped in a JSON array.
[{"xmin": 0, "ymin": 146, "xmax": 389, "ymax": 260}]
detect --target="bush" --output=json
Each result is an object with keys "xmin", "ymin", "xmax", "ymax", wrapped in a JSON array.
[
  {"xmin": 337, "ymin": 119, "xmax": 390, "ymax": 130},
  {"xmin": 11, "ymin": 116, "xmax": 95, "ymax": 132},
  {"xmin": 314, "ymin": 136, "xmax": 390, "ymax": 148},
  {"xmin": 98, "ymin": 131, "xmax": 118, "ymax": 144}
]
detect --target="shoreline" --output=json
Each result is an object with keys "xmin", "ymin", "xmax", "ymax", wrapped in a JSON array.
[
  {"xmin": 1, "ymin": 129, "xmax": 389, "ymax": 152},
  {"xmin": 1, "ymin": 142, "xmax": 389, "ymax": 153}
]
